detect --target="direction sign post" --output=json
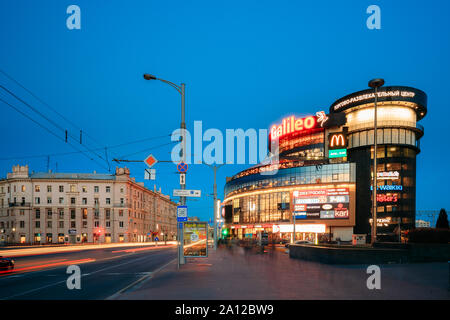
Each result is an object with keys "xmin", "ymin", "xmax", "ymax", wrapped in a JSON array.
[{"xmin": 173, "ymin": 189, "xmax": 201, "ymax": 197}]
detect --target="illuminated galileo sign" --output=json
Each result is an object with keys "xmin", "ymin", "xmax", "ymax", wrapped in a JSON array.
[{"xmin": 270, "ymin": 115, "xmax": 318, "ymax": 140}]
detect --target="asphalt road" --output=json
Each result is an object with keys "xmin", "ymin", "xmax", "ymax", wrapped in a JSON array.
[{"xmin": 0, "ymin": 244, "xmax": 177, "ymax": 300}]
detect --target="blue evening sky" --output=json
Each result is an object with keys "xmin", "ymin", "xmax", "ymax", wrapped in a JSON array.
[{"xmin": 0, "ymin": 0, "xmax": 449, "ymax": 221}]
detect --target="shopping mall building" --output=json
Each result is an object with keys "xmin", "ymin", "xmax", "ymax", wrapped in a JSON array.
[{"xmin": 222, "ymin": 85, "xmax": 427, "ymax": 243}]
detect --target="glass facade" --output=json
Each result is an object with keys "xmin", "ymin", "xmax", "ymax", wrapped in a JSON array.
[
  {"xmin": 225, "ymin": 163, "xmax": 355, "ymax": 198},
  {"xmin": 224, "ymin": 163, "xmax": 356, "ymax": 229}
]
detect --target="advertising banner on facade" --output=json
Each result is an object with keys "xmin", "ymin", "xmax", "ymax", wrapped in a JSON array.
[
  {"xmin": 183, "ymin": 222, "xmax": 208, "ymax": 258},
  {"xmin": 292, "ymin": 188, "xmax": 350, "ymax": 219}
]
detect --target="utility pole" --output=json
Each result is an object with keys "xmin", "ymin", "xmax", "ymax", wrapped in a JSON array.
[{"xmin": 202, "ymin": 162, "xmax": 224, "ymax": 250}]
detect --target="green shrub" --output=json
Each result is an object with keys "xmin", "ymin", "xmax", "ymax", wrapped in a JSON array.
[{"xmin": 408, "ymin": 228, "xmax": 450, "ymax": 243}]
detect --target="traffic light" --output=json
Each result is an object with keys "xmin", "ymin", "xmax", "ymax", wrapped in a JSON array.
[{"xmin": 222, "ymin": 228, "xmax": 228, "ymax": 237}]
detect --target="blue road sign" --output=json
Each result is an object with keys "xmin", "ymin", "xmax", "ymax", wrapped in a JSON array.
[
  {"xmin": 177, "ymin": 217, "xmax": 188, "ymax": 222},
  {"xmin": 177, "ymin": 161, "xmax": 188, "ymax": 173},
  {"xmin": 155, "ymin": 237, "xmax": 159, "ymax": 241}
]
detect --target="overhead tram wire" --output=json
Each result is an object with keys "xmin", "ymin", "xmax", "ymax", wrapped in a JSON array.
[
  {"xmin": 0, "ymin": 97, "xmax": 110, "ymax": 171},
  {"xmin": 0, "ymin": 134, "xmax": 172, "ymax": 161},
  {"xmin": 0, "ymin": 83, "xmax": 110, "ymax": 168},
  {"xmin": 0, "ymin": 68, "xmax": 104, "ymax": 148}
]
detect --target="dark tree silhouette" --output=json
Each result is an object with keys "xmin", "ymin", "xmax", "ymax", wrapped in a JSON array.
[{"xmin": 435, "ymin": 208, "xmax": 449, "ymax": 229}]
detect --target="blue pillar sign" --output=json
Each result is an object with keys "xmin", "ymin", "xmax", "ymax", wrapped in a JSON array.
[{"xmin": 177, "ymin": 205, "xmax": 188, "ymax": 222}]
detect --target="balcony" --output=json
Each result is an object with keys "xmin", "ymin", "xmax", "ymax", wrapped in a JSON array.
[{"xmin": 9, "ymin": 202, "xmax": 31, "ymax": 207}]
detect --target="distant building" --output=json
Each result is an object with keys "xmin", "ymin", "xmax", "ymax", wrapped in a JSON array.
[
  {"xmin": 0, "ymin": 165, "xmax": 177, "ymax": 244},
  {"xmin": 415, "ymin": 219, "xmax": 431, "ymax": 228}
]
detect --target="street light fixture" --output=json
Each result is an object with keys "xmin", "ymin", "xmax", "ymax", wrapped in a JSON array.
[
  {"xmin": 368, "ymin": 78, "xmax": 384, "ymax": 245},
  {"xmin": 143, "ymin": 73, "xmax": 186, "ymax": 268}
]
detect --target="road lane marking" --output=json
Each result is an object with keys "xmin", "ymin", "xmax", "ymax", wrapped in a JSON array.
[
  {"xmin": 106, "ymin": 258, "xmax": 176, "ymax": 300},
  {"xmin": 0, "ymin": 248, "xmax": 176, "ymax": 299}
]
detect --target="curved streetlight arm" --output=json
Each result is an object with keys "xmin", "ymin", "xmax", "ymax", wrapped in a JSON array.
[{"xmin": 156, "ymin": 78, "xmax": 182, "ymax": 95}]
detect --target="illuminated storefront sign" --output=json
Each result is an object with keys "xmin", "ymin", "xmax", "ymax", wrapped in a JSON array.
[
  {"xmin": 369, "ymin": 217, "xmax": 392, "ymax": 227},
  {"xmin": 332, "ymin": 90, "xmax": 416, "ymax": 112},
  {"xmin": 377, "ymin": 171, "xmax": 400, "ymax": 179},
  {"xmin": 329, "ymin": 149, "xmax": 347, "ymax": 158},
  {"xmin": 370, "ymin": 185, "xmax": 403, "ymax": 191},
  {"xmin": 329, "ymin": 133, "xmax": 347, "ymax": 149},
  {"xmin": 292, "ymin": 188, "xmax": 350, "ymax": 219},
  {"xmin": 270, "ymin": 115, "xmax": 318, "ymax": 140},
  {"xmin": 377, "ymin": 193, "xmax": 398, "ymax": 203}
]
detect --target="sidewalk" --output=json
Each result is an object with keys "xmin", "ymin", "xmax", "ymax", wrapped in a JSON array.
[{"xmin": 114, "ymin": 245, "xmax": 450, "ymax": 300}]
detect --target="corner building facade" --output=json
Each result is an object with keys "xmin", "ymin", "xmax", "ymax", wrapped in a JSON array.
[
  {"xmin": 223, "ymin": 85, "xmax": 426, "ymax": 243},
  {"xmin": 0, "ymin": 165, "xmax": 177, "ymax": 244}
]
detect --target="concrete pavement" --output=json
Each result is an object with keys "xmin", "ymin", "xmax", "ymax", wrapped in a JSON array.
[{"xmin": 112, "ymin": 244, "xmax": 450, "ymax": 300}]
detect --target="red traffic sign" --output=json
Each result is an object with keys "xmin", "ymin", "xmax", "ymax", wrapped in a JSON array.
[
  {"xmin": 144, "ymin": 154, "xmax": 158, "ymax": 168},
  {"xmin": 177, "ymin": 161, "xmax": 188, "ymax": 173}
]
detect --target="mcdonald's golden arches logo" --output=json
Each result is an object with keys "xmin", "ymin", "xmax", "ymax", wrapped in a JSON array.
[{"xmin": 328, "ymin": 132, "xmax": 347, "ymax": 149}]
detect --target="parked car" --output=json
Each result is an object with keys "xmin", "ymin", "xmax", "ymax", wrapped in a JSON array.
[{"xmin": 0, "ymin": 256, "xmax": 14, "ymax": 270}]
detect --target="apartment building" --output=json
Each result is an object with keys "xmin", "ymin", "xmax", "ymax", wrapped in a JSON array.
[{"xmin": 0, "ymin": 165, "xmax": 177, "ymax": 244}]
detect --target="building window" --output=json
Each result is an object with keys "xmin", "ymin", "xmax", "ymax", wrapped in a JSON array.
[
  {"xmin": 106, "ymin": 186, "xmax": 111, "ymax": 193},
  {"xmin": 59, "ymin": 185, "xmax": 64, "ymax": 192},
  {"xmin": 120, "ymin": 188, "xmax": 124, "ymax": 193},
  {"xmin": 59, "ymin": 197, "xmax": 64, "ymax": 204},
  {"xmin": 94, "ymin": 210, "xmax": 99, "ymax": 219},
  {"xmin": 47, "ymin": 185, "xmax": 52, "ymax": 193},
  {"xmin": 83, "ymin": 221, "xmax": 87, "ymax": 228},
  {"xmin": 94, "ymin": 186, "xmax": 99, "ymax": 193},
  {"xmin": 47, "ymin": 197, "xmax": 52, "ymax": 204},
  {"xmin": 21, "ymin": 185, "xmax": 26, "ymax": 192},
  {"xmin": 35, "ymin": 197, "xmax": 40, "ymax": 204},
  {"xmin": 59, "ymin": 209, "xmax": 64, "ymax": 219},
  {"xmin": 70, "ymin": 209, "xmax": 76, "ymax": 219},
  {"xmin": 119, "ymin": 210, "xmax": 123, "ymax": 217},
  {"xmin": 119, "ymin": 221, "xmax": 124, "ymax": 228},
  {"xmin": 70, "ymin": 185, "xmax": 77, "ymax": 192},
  {"xmin": 47, "ymin": 221, "xmax": 52, "ymax": 228},
  {"xmin": 94, "ymin": 198, "xmax": 99, "ymax": 205},
  {"xmin": 59, "ymin": 221, "xmax": 64, "ymax": 228},
  {"xmin": 71, "ymin": 197, "xmax": 76, "ymax": 204},
  {"xmin": 82, "ymin": 186, "xmax": 87, "ymax": 193},
  {"xmin": 35, "ymin": 185, "xmax": 40, "ymax": 192},
  {"xmin": 20, "ymin": 221, "xmax": 25, "ymax": 228},
  {"xmin": 47, "ymin": 209, "xmax": 52, "ymax": 219},
  {"xmin": 35, "ymin": 221, "xmax": 40, "ymax": 228},
  {"xmin": 82, "ymin": 198, "xmax": 87, "ymax": 205},
  {"xmin": 82, "ymin": 208, "xmax": 88, "ymax": 219},
  {"xmin": 36, "ymin": 209, "xmax": 40, "ymax": 219},
  {"xmin": 106, "ymin": 221, "xmax": 111, "ymax": 228},
  {"xmin": 94, "ymin": 221, "xmax": 99, "ymax": 228},
  {"xmin": 106, "ymin": 198, "xmax": 111, "ymax": 205},
  {"xmin": 105, "ymin": 209, "xmax": 110, "ymax": 219},
  {"xmin": 71, "ymin": 221, "xmax": 76, "ymax": 228}
]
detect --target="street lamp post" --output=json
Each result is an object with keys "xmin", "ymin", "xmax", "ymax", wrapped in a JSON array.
[
  {"xmin": 368, "ymin": 78, "xmax": 384, "ymax": 245},
  {"xmin": 200, "ymin": 162, "xmax": 225, "ymax": 250},
  {"xmin": 143, "ymin": 73, "xmax": 186, "ymax": 268}
]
